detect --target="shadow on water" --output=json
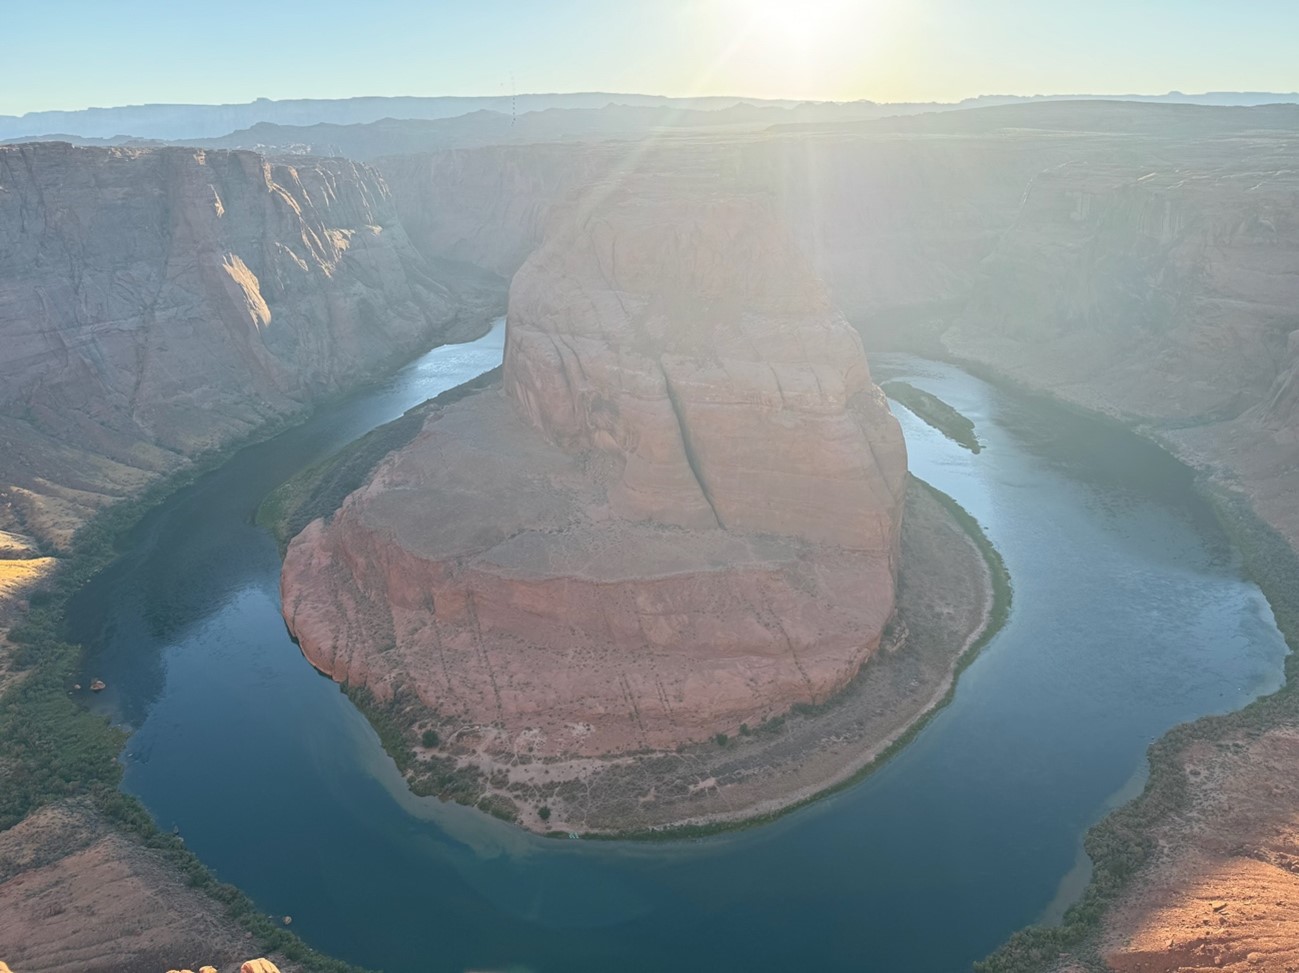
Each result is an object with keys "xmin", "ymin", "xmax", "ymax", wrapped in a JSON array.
[{"xmin": 66, "ymin": 340, "xmax": 1287, "ymax": 973}]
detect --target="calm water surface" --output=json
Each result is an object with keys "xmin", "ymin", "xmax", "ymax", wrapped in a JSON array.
[{"xmin": 71, "ymin": 328, "xmax": 1288, "ymax": 972}]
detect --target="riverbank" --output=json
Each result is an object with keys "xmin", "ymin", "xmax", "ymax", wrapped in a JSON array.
[
  {"xmin": 0, "ymin": 453, "xmax": 370, "ymax": 973},
  {"xmin": 332, "ymin": 473, "xmax": 1007, "ymax": 837},
  {"xmin": 0, "ymin": 311, "xmax": 501, "ymax": 971},
  {"xmin": 900, "ymin": 353, "xmax": 1299, "ymax": 973},
  {"xmin": 972, "ymin": 480, "xmax": 1299, "ymax": 973}
]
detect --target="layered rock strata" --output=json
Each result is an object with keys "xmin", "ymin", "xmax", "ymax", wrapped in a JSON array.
[
  {"xmin": 943, "ymin": 148, "xmax": 1299, "ymax": 548},
  {"xmin": 0, "ymin": 142, "xmax": 480, "ymax": 546},
  {"xmin": 282, "ymin": 177, "xmax": 906, "ymax": 758}
]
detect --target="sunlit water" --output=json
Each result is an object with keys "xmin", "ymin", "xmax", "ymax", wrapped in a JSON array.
[{"xmin": 70, "ymin": 331, "xmax": 1287, "ymax": 972}]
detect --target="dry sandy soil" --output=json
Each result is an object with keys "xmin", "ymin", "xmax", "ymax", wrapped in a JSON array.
[{"xmin": 0, "ymin": 801, "xmax": 301, "ymax": 973}]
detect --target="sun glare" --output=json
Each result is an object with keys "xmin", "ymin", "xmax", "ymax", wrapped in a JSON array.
[
  {"xmin": 750, "ymin": 0, "xmax": 849, "ymax": 52},
  {"xmin": 709, "ymin": 0, "xmax": 893, "ymax": 100}
]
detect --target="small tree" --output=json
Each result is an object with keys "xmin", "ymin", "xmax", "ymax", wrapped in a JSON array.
[
  {"xmin": 421, "ymin": 729, "xmax": 439, "ymax": 748},
  {"xmin": 538, "ymin": 805, "xmax": 552, "ymax": 822}
]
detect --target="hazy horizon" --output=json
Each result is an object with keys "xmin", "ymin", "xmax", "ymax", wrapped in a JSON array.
[
  {"xmin": 6, "ymin": 87, "xmax": 1299, "ymax": 118},
  {"xmin": 8, "ymin": 0, "xmax": 1298, "ymax": 116}
]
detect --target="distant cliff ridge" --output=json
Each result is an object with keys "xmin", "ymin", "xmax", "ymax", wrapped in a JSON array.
[
  {"xmin": 0, "ymin": 142, "xmax": 485, "ymax": 546},
  {"xmin": 0, "ymin": 93, "xmax": 801, "ymax": 142},
  {"xmin": 4, "ymin": 90, "xmax": 1296, "ymax": 144}
]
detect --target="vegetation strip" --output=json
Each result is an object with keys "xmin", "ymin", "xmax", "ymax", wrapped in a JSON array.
[{"xmin": 882, "ymin": 380, "xmax": 982, "ymax": 452}]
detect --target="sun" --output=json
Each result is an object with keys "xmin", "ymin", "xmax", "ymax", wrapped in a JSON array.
[
  {"xmin": 749, "ymin": 0, "xmax": 850, "ymax": 52},
  {"xmin": 702, "ymin": 0, "xmax": 895, "ymax": 100}
]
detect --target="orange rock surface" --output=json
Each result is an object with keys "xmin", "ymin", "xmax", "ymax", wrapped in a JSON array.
[
  {"xmin": 1101, "ymin": 729, "xmax": 1299, "ymax": 973},
  {"xmin": 281, "ymin": 174, "xmax": 906, "ymax": 758}
]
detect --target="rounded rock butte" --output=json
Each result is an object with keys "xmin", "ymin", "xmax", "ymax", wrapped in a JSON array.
[{"xmin": 281, "ymin": 170, "xmax": 908, "ymax": 759}]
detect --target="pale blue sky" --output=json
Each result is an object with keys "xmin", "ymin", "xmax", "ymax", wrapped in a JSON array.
[{"xmin": 5, "ymin": 0, "xmax": 1297, "ymax": 115}]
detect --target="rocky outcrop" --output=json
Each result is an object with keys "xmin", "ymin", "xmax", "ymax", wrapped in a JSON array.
[
  {"xmin": 947, "ymin": 153, "xmax": 1299, "ymax": 423},
  {"xmin": 504, "ymin": 181, "xmax": 905, "ymax": 547},
  {"xmin": 1097, "ymin": 728, "xmax": 1299, "ymax": 973},
  {"xmin": 941, "ymin": 147, "xmax": 1299, "ymax": 553},
  {"xmin": 281, "ymin": 175, "xmax": 906, "ymax": 758},
  {"xmin": 0, "ymin": 142, "xmax": 484, "ymax": 546},
  {"xmin": 0, "ymin": 801, "xmax": 300, "ymax": 973}
]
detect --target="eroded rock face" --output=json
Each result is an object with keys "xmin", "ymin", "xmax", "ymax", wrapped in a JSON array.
[
  {"xmin": 947, "ymin": 156, "xmax": 1299, "ymax": 424},
  {"xmin": 940, "ymin": 149, "xmax": 1299, "ymax": 554},
  {"xmin": 504, "ymin": 184, "xmax": 906, "ymax": 548},
  {"xmin": 0, "ymin": 142, "xmax": 478, "ymax": 546},
  {"xmin": 282, "ymin": 178, "xmax": 906, "ymax": 758}
]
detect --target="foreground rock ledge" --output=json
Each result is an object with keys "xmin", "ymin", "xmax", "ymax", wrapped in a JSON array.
[
  {"xmin": 0, "ymin": 801, "xmax": 300, "ymax": 973},
  {"xmin": 282, "ymin": 174, "xmax": 907, "ymax": 768}
]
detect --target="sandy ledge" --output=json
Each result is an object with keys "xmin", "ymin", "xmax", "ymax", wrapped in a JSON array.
[{"xmin": 1098, "ymin": 726, "xmax": 1299, "ymax": 973}]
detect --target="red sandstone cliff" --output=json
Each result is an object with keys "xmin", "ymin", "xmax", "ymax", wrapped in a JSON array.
[
  {"xmin": 281, "ymin": 175, "xmax": 906, "ymax": 758},
  {"xmin": 0, "ymin": 142, "xmax": 484, "ymax": 546}
]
